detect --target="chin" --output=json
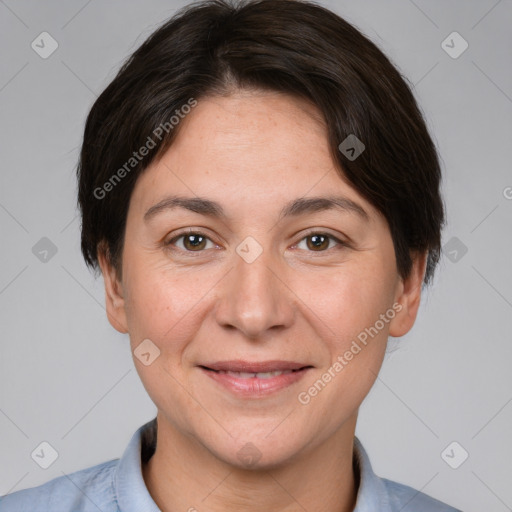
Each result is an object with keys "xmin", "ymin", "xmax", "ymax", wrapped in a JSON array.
[{"xmin": 203, "ymin": 424, "xmax": 308, "ymax": 470}]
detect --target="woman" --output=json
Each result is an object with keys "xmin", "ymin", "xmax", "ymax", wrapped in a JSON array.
[{"xmin": 0, "ymin": 0, "xmax": 461, "ymax": 510}]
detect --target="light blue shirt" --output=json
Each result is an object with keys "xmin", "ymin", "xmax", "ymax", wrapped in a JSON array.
[{"xmin": 0, "ymin": 419, "xmax": 461, "ymax": 511}]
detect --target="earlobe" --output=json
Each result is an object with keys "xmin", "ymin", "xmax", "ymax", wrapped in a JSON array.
[
  {"xmin": 97, "ymin": 244, "xmax": 129, "ymax": 334},
  {"xmin": 388, "ymin": 251, "xmax": 428, "ymax": 338}
]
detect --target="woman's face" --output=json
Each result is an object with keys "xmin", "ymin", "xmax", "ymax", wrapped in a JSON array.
[{"xmin": 100, "ymin": 91, "xmax": 424, "ymax": 468}]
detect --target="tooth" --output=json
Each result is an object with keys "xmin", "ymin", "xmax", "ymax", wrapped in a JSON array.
[
  {"xmin": 226, "ymin": 371, "xmax": 255, "ymax": 378},
  {"xmin": 256, "ymin": 371, "xmax": 278, "ymax": 379},
  {"xmin": 219, "ymin": 369, "xmax": 295, "ymax": 378}
]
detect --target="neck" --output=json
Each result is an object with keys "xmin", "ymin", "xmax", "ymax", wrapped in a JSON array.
[{"xmin": 142, "ymin": 414, "xmax": 359, "ymax": 512}]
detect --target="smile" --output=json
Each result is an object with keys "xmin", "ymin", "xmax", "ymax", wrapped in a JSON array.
[{"xmin": 199, "ymin": 361, "xmax": 313, "ymax": 397}]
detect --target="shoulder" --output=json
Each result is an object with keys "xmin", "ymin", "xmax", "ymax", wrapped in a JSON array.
[
  {"xmin": 0, "ymin": 458, "xmax": 120, "ymax": 512},
  {"xmin": 382, "ymin": 477, "xmax": 462, "ymax": 512},
  {"xmin": 353, "ymin": 437, "xmax": 461, "ymax": 511}
]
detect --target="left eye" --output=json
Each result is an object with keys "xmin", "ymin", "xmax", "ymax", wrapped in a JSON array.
[{"xmin": 295, "ymin": 233, "xmax": 345, "ymax": 252}]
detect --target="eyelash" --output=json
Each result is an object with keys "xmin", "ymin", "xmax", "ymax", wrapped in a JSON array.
[{"xmin": 165, "ymin": 229, "xmax": 349, "ymax": 255}]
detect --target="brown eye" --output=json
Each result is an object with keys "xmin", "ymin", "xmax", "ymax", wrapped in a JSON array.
[
  {"xmin": 182, "ymin": 233, "xmax": 207, "ymax": 251},
  {"xmin": 167, "ymin": 231, "xmax": 214, "ymax": 252},
  {"xmin": 295, "ymin": 232, "xmax": 346, "ymax": 252},
  {"xmin": 306, "ymin": 234, "xmax": 330, "ymax": 251}
]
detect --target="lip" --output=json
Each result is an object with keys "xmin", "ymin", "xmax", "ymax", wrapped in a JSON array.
[
  {"xmin": 198, "ymin": 360, "xmax": 313, "ymax": 398},
  {"xmin": 201, "ymin": 360, "xmax": 310, "ymax": 373}
]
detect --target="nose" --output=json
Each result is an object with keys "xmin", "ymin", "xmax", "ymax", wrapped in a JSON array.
[{"xmin": 214, "ymin": 243, "xmax": 295, "ymax": 339}]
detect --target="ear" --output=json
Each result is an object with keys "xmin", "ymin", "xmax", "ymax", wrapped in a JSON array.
[
  {"xmin": 97, "ymin": 243, "xmax": 129, "ymax": 334},
  {"xmin": 388, "ymin": 251, "xmax": 428, "ymax": 337}
]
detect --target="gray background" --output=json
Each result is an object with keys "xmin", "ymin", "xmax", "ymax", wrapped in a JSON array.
[{"xmin": 0, "ymin": 1, "xmax": 511, "ymax": 510}]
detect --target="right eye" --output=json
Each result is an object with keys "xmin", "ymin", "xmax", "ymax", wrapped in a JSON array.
[{"xmin": 165, "ymin": 230, "xmax": 217, "ymax": 252}]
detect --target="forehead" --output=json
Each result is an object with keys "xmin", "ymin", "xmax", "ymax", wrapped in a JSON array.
[
  {"xmin": 171, "ymin": 91, "xmax": 330, "ymax": 172},
  {"xmin": 129, "ymin": 91, "xmax": 380, "ymax": 223}
]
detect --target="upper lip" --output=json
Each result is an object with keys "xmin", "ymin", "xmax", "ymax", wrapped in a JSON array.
[{"xmin": 200, "ymin": 360, "xmax": 312, "ymax": 373}]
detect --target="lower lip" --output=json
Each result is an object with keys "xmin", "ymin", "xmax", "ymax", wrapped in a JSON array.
[{"xmin": 200, "ymin": 367, "xmax": 311, "ymax": 397}]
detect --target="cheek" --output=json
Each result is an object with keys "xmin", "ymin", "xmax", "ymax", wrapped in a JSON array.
[
  {"xmin": 311, "ymin": 256, "xmax": 397, "ymax": 364},
  {"xmin": 328, "ymin": 266, "xmax": 394, "ymax": 323},
  {"xmin": 297, "ymin": 268, "xmax": 394, "ymax": 421},
  {"xmin": 122, "ymin": 249, "xmax": 205, "ymax": 340},
  {"xmin": 122, "ymin": 264, "xmax": 207, "ymax": 424},
  {"xmin": 121, "ymin": 259, "xmax": 218, "ymax": 401}
]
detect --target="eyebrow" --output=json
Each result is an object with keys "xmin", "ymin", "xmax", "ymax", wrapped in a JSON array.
[{"xmin": 143, "ymin": 194, "xmax": 369, "ymax": 223}]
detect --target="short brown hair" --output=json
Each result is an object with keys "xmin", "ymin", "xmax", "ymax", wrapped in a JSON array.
[{"xmin": 77, "ymin": 0, "xmax": 445, "ymax": 286}]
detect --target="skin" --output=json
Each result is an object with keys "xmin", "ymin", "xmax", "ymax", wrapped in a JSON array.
[{"xmin": 98, "ymin": 90, "xmax": 427, "ymax": 512}]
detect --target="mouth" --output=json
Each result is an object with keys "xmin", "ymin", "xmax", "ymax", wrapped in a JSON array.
[
  {"xmin": 200, "ymin": 367, "xmax": 310, "ymax": 379},
  {"xmin": 198, "ymin": 360, "xmax": 314, "ymax": 397}
]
